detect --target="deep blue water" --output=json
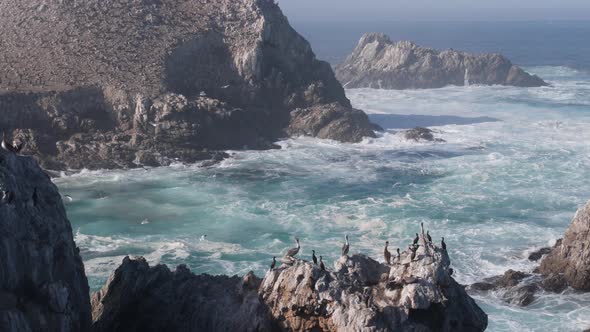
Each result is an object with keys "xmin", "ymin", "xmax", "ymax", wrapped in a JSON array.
[{"xmin": 291, "ymin": 20, "xmax": 590, "ymax": 70}]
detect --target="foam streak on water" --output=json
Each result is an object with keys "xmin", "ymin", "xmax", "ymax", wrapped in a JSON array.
[{"xmin": 55, "ymin": 66, "xmax": 590, "ymax": 331}]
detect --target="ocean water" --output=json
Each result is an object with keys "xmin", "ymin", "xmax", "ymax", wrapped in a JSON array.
[
  {"xmin": 54, "ymin": 20, "xmax": 590, "ymax": 332},
  {"xmin": 54, "ymin": 65, "xmax": 590, "ymax": 331}
]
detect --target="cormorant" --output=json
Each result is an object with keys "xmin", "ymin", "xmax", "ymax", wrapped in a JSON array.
[
  {"xmin": 341, "ymin": 234, "xmax": 350, "ymax": 257},
  {"xmin": 270, "ymin": 256, "xmax": 276, "ymax": 270},
  {"xmin": 286, "ymin": 237, "xmax": 300, "ymax": 258},
  {"xmin": 396, "ymin": 248, "xmax": 401, "ymax": 262},
  {"xmin": 413, "ymin": 233, "xmax": 419, "ymax": 246},
  {"xmin": 319, "ymin": 256, "xmax": 326, "ymax": 271},
  {"xmin": 441, "ymin": 237, "xmax": 447, "ymax": 251},
  {"xmin": 426, "ymin": 231, "xmax": 432, "ymax": 243},
  {"xmin": 312, "ymin": 250, "xmax": 318, "ymax": 265},
  {"xmin": 384, "ymin": 241, "xmax": 391, "ymax": 265},
  {"xmin": 449, "ymin": 268, "xmax": 454, "ymax": 276}
]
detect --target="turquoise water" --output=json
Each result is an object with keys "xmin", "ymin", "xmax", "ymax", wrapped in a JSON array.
[{"xmin": 55, "ymin": 66, "xmax": 590, "ymax": 331}]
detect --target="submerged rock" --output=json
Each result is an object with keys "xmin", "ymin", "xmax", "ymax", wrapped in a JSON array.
[
  {"xmin": 403, "ymin": 127, "xmax": 445, "ymax": 142},
  {"xmin": 0, "ymin": 0, "xmax": 375, "ymax": 171},
  {"xmin": 335, "ymin": 33, "xmax": 548, "ymax": 90},
  {"xmin": 92, "ymin": 243, "xmax": 487, "ymax": 331},
  {"xmin": 0, "ymin": 152, "xmax": 91, "ymax": 331},
  {"xmin": 539, "ymin": 200, "xmax": 590, "ymax": 291}
]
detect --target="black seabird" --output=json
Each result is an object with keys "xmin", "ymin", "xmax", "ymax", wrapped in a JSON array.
[
  {"xmin": 286, "ymin": 237, "xmax": 300, "ymax": 258},
  {"xmin": 441, "ymin": 237, "xmax": 447, "ymax": 251},
  {"xmin": 312, "ymin": 250, "xmax": 318, "ymax": 265},
  {"xmin": 319, "ymin": 256, "xmax": 326, "ymax": 271},
  {"xmin": 449, "ymin": 268, "xmax": 454, "ymax": 276},
  {"xmin": 270, "ymin": 256, "xmax": 276, "ymax": 270},
  {"xmin": 396, "ymin": 248, "xmax": 401, "ymax": 262},
  {"xmin": 426, "ymin": 231, "xmax": 432, "ymax": 243},
  {"xmin": 384, "ymin": 241, "xmax": 391, "ymax": 265},
  {"xmin": 412, "ymin": 233, "xmax": 419, "ymax": 246},
  {"xmin": 341, "ymin": 234, "xmax": 350, "ymax": 257}
]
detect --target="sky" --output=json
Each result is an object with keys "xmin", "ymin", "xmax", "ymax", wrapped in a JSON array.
[{"xmin": 279, "ymin": 0, "xmax": 590, "ymax": 21}]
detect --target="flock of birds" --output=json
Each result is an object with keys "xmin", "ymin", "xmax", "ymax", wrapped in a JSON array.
[{"xmin": 270, "ymin": 223, "xmax": 448, "ymax": 272}]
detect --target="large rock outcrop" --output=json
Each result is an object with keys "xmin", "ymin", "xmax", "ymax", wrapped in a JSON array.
[
  {"xmin": 0, "ymin": 152, "xmax": 91, "ymax": 331},
  {"xmin": 539, "ymin": 199, "xmax": 590, "ymax": 291},
  {"xmin": 335, "ymin": 33, "xmax": 548, "ymax": 90},
  {"xmin": 91, "ymin": 241, "xmax": 487, "ymax": 331},
  {"xmin": 0, "ymin": 0, "xmax": 375, "ymax": 170}
]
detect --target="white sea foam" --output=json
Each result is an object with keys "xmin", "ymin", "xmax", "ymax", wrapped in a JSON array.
[{"xmin": 56, "ymin": 66, "xmax": 590, "ymax": 331}]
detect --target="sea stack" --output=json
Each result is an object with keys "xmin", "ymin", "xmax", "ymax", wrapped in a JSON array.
[{"xmin": 335, "ymin": 33, "xmax": 548, "ymax": 89}]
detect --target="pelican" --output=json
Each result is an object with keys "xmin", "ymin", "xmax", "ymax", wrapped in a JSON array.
[
  {"xmin": 312, "ymin": 250, "xmax": 318, "ymax": 265},
  {"xmin": 384, "ymin": 241, "xmax": 391, "ymax": 265},
  {"xmin": 270, "ymin": 257, "xmax": 276, "ymax": 270},
  {"xmin": 341, "ymin": 234, "xmax": 350, "ymax": 257},
  {"xmin": 319, "ymin": 256, "xmax": 326, "ymax": 271},
  {"xmin": 441, "ymin": 237, "xmax": 447, "ymax": 251},
  {"xmin": 285, "ymin": 237, "xmax": 300, "ymax": 258},
  {"xmin": 426, "ymin": 231, "xmax": 432, "ymax": 243}
]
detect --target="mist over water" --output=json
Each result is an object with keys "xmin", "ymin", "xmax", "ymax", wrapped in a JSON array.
[{"xmin": 54, "ymin": 65, "xmax": 590, "ymax": 331}]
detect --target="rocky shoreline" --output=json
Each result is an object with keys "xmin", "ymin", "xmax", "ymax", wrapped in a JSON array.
[
  {"xmin": 0, "ymin": 0, "xmax": 376, "ymax": 171},
  {"xmin": 335, "ymin": 33, "xmax": 548, "ymax": 90},
  {"xmin": 0, "ymin": 151, "xmax": 488, "ymax": 331}
]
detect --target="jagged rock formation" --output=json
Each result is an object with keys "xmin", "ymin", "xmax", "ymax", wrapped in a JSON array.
[
  {"xmin": 0, "ymin": 0, "xmax": 375, "ymax": 170},
  {"xmin": 539, "ymin": 199, "xmax": 590, "ymax": 291},
  {"xmin": 335, "ymin": 33, "xmax": 548, "ymax": 90},
  {"xmin": 0, "ymin": 152, "xmax": 91, "ymax": 331},
  {"xmin": 91, "ymin": 241, "xmax": 487, "ymax": 331},
  {"xmin": 470, "ymin": 200, "xmax": 590, "ymax": 306}
]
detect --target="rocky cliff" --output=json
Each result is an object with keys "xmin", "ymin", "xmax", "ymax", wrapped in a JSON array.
[
  {"xmin": 0, "ymin": 152, "xmax": 91, "ymax": 331},
  {"xmin": 335, "ymin": 33, "xmax": 548, "ymax": 90},
  {"xmin": 539, "ymin": 199, "xmax": 590, "ymax": 291},
  {"xmin": 91, "ymin": 241, "xmax": 487, "ymax": 331},
  {"xmin": 470, "ymin": 199, "xmax": 590, "ymax": 307},
  {"xmin": 0, "ymin": 0, "xmax": 375, "ymax": 170}
]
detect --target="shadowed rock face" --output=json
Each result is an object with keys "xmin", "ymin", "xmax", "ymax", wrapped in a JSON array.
[
  {"xmin": 335, "ymin": 33, "xmax": 548, "ymax": 90},
  {"xmin": 539, "ymin": 200, "xmax": 590, "ymax": 291},
  {"xmin": 91, "ymin": 241, "xmax": 487, "ymax": 332},
  {"xmin": 0, "ymin": 152, "xmax": 91, "ymax": 331},
  {"xmin": 0, "ymin": 0, "xmax": 375, "ymax": 170}
]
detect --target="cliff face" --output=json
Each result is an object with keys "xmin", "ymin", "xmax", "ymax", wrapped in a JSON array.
[
  {"xmin": 539, "ymin": 200, "xmax": 590, "ymax": 291},
  {"xmin": 335, "ymin": 33, "xmax": 548, "ymax": 90},
  {"xmin": 0, "ymin": 152, "xmax": 91, "ymax": 331},
  {"xmin": 91, "ymin": 242, "xmax": 487, "ymax": 332},
  {"xmin": 0, "ymin": 0, "xmax": 375, "ymax": 170}
]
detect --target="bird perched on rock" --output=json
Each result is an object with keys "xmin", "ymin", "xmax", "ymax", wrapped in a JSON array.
[
  {"xmin": 426, "ymin": 231, "xmax": 432, "ymax": 243},
  {"xmin": 312, "ymin": 250, "xmax": 318, "ymax": 265},
  {"xmin": 341, "ymin": 234, "xmax": 350, "ymax": 257},
  {"xmin": 384, "ymin": 241, "xmax": 391, "ymax": 265},
  {"xmin": 396, "ymin": 248, "xmax": 401, "ymax": 262},
  {"xmin": 319, "ymin": 256, "xmax": 326, "ymax": 271},
  {"xmin": 270, "ymin": 256, "xmax": 276, "ymax": 270},
  {"xmin": 413, "ymin": 233, "xmax": 419, "ymax": 246},
  {"xmin": 285, "ymin": 237, "xmax": 300, "ymax": 258},
  {"xmin": 441, "ymin": 237, "xmax": 447, "ymax": 251}
]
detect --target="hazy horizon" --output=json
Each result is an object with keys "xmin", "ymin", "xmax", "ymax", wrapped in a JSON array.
[{"xmin": 280, "ymin": 0, "xmax": 590, "ymax": 22}]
